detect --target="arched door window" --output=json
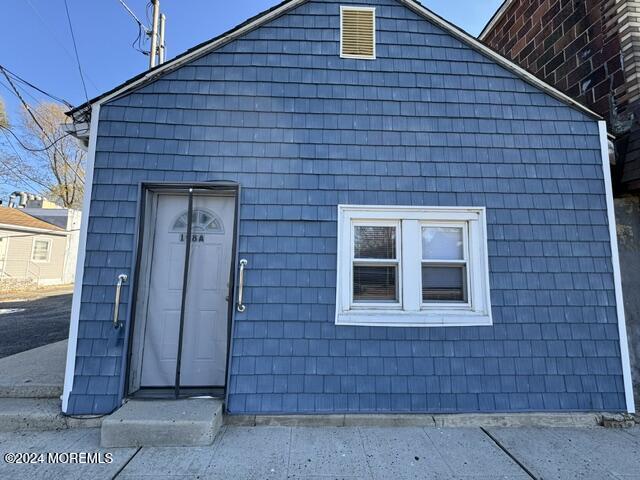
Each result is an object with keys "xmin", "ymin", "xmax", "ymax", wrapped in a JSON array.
[{"xmin": 171, "ymin": 209, "xmax": 224, "ymax": 234}]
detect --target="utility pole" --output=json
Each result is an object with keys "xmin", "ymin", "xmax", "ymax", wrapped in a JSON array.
[
  {"xmin": 117, "ymin": 0, "xmax": 165, "ymax": 68},
  {"xmin": 159, "ymin": 13, "xmax": 166, "ymax": 64},
  {"xmin": 149, "ymin": 0, "xmax": 161, "ymax": 68}
]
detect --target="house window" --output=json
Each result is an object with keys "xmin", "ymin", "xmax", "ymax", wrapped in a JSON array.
[
  {"xmin": 336, "ymin": 206, "xmax": 492, "ymax": 327},
  {"xmin": 31, "ymin": 239, "xmax": 51, "ymax": 263},
  {"xmin": 340, "ymin": 6, "xmax": 376, "ymax": 59},
  {"xmin": 352, "ymin": 223, "xmax": 400, "ymax": 304},
  {"xmin": 421, "ymin": 225, "xmax": 469, "ymax": 304}
]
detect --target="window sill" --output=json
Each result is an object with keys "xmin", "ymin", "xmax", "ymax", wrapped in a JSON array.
[{"xmin": 335, "ymin": 310, "xmax": 492, "ymax": 327}]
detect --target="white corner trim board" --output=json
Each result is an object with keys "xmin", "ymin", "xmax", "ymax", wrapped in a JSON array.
[
  {"xmin": 599, "ymin": 120, "xmax": 636, "ymax": 414},
  {"xmin": 62, "ymin": 104, "xmax": 100, "ymax": 413}
]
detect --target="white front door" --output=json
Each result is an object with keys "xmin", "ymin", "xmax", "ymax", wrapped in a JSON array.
[{"xmin": 139, "ymin": 193, "xmax": 235, "ymax": 388}]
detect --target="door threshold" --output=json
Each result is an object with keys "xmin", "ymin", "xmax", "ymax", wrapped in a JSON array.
[{"xmin": 129, "ymin": 387, "xmax": 225, "ymax": 400}]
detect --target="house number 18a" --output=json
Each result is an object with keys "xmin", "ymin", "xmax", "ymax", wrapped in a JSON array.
[{"xmin": 180, "ymin": 234, "xmax": 205, "ymax": 242}]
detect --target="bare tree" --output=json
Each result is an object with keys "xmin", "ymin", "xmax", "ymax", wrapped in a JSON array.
[
  {"xmin": 0, "ymin": 97, "xmax": 7, "ymax": 128},
  {"xmin": 0, "ymin": 101, "xmax": 85, "ymax": 209}
]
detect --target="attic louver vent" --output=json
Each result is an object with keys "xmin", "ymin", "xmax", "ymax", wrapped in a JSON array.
[{"xmin": 340, "ymin": 6, "xmax": 376, "ymax": 59}]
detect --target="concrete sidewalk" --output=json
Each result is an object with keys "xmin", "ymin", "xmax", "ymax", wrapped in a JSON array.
[
  {"xmin": 0, "ymin": 425, "xmax": 638, "ymax": 479},
  {"xmin": 0, "ymin": 340, "xmax": 66, "ymax": 398}
]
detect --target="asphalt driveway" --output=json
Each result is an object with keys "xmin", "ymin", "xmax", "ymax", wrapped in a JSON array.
[
  {"xmin": 0, "ymin": 425, "xmax": 638, "ymax": 479},
  {"xmin": 0, "ymin": 289, "xmax": 72, "ymax": 358}
]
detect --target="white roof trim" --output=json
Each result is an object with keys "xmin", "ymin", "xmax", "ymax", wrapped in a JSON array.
[
  {"xmin": 76, "ymin": 0, "xmax": 600, "ymax": 121},
  {"xmin": 0, "ymin": 223, "xmax": 67, "ymax": 235},
  {"xmin": 478, "ymin": 0, "xmax": 514, "ymax": 40}
]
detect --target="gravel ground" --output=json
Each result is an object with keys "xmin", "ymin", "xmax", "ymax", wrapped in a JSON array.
[{"xmin": 0, "ymin": 288, "xmax": 72, "ymax": 358}]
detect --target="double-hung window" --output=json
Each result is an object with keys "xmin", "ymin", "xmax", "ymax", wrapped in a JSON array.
[
  {"xmin": 31, "ymin": 239, "xmax": 52, "ymax": 263},
  {"xmin": 336, "ymin": 205, "xmax": 492, "ymax": 327}
]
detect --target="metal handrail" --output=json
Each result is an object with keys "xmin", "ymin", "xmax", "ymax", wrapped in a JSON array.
[
  {"xmin": 237, "ymin": 259, "xmax": 247, "ymax": 312},
  {"xmin": 26, "ymin": 261, "xmax": 41, "ymax": 285},
  {"xmin": 113, "ymin": 273, "xmax": 128, "ymax": 329}
]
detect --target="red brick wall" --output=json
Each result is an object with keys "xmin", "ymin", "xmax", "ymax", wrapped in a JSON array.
[{"xmin": 482, "ymin": 0, "xmax": 625, "ymax": 120}]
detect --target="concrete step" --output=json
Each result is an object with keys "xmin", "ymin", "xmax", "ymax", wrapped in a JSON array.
[
  {"xmin": 101, "ymin": 398, "xmax": 223, "ymax": 448},
  {"xmin": 0, "ymin": 341, "xmax": 66, "ymax": 398},
  {"xmin": 0, "ymin": 398, "xmax": 67, "ymax": 431}
]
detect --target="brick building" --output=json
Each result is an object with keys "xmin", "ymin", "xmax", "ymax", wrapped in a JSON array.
[{"xmin": 481, "ymin": 0, "xmax": 640, "ymax": 408}]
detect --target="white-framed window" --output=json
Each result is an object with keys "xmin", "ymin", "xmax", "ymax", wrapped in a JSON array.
[
  {"xmin": 336, "ymin": 205, "xmax": 492, "ymax": 327},
  {"xmin": 340, "ymin": 6, "xmax": 376, "ymax": 59},
  {"xmin": 31, "ymin": 238, "xmax": 52, "ymax": 263}
]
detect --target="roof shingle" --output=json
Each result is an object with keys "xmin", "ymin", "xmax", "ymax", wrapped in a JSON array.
[{"xmin": 0, "ymin": 207, "xmax": 64, "ymax": 232}]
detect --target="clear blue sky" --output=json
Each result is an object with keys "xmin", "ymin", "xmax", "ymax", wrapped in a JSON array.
[{"xmin": 0, "ymin": 0, "xmax": 502, "ymax": 199}]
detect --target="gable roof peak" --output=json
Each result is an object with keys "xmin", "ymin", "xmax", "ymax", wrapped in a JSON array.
[{"xmin": 67, "ymin": 0, "xmax": 600, "ymax": 124}]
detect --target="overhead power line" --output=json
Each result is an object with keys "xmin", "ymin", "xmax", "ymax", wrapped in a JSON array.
[
  {"xmin": 0, "ymin": 131, "xmax": 50, "ymax": 195},
  {"xmin": 0, "ymin": 66, "xmax": 84, "ymax": 185},
  {"xmin": 0, "ymin": 124, "xmax": 73, "ymax": 153},
  {"xmin": 118, "ymin": 0, "xmax": 150, "ymax": 31},
  {"xmin": 116, "ymin": 0, "xmax": 166, "ymax": 66},
  {"xmin": 63, "ymin": 0, "xmax": 89, "ymax": 103},
  {"xmin": 0, "ymin": 77, "xmax": 41, "ymax": 106},
  {"xmin": 23, "ymin": 0, "xmax": 100, "ymax": 92},
  {"xmin": 0, "ymin": 65, "xmax": 72, "ymax": 107},
  {"xmin": 117, "ymin": 0, "xmax": 151, "ymax": 56}
]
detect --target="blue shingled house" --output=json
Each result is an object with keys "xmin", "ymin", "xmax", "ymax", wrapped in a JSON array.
[{"xmin": 63, "ymin": 0, "xmax": 635, "ymax": 416}]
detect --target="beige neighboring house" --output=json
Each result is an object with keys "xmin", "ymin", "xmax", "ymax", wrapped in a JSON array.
[{"xmin": 0, "ymin": 207, "xmax": 74, "ymax": 287}]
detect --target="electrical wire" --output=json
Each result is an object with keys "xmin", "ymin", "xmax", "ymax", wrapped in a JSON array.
[
  {"xmin": 0, "ymin": 78, "xmax": 16, "ymax": 99},
  {"xmin": 62, "ymin": 0, "xmax": 89, "ymax": 103},
  {"xmin": 0, "ymin": 67, "xmax": 84, "ymax": 185},
  {"xmin": 0, "ymin": 77, "xmax": 76, "ymax": 155},
  {"xmin": 1, "ymin": 129, "xmax": 62, "ymax": 198},
  {"xmin": 0, "ymin": 65, "xmax": 73, "ymax": 108},
  {"xmin": 118, "ymin": 0, "xmax": 149, "ymax": 30},
  {"xmin": 23, "ymin": 0, "xmax": 100, "ymax": 92},
  {"xmin": 0, "ymin": 131, "xmax": 50, "ymax": 195},
  {"xmin": 0, "ymin": 78, "xmax": 40, "ymax": 106},
  {"xmin": 117, "ymin": 0, "xmax": 151, "ymax": 56},
  {"xmin": 135, "ymin": 23, "xmax": 150, "ymax": 56},
  {"xmin": 0, "ymin": 125, "xmax": 73, "ymax": 153}
]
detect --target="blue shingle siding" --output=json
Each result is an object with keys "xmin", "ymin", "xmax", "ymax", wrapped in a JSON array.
[{"xmin": 67, "ymin": 0, "xmax": 627, "ymax": 414}]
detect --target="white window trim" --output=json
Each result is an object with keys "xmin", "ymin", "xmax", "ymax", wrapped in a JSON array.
[
  {"xmin": 340, "ymin": 6, "xmax": 377, "ymax": 60},
  {"xmin": 31, "ymin": 238, "xmax": 52, "ymax": 263},
  {"xmin": 336, "ymin": 205, "xmax": 492, "ymax": 327}
]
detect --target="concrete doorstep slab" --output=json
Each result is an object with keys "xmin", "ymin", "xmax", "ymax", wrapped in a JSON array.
[{"xmin": 100, "ymin": 398, "xmax": 223, "ymax": 448}]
